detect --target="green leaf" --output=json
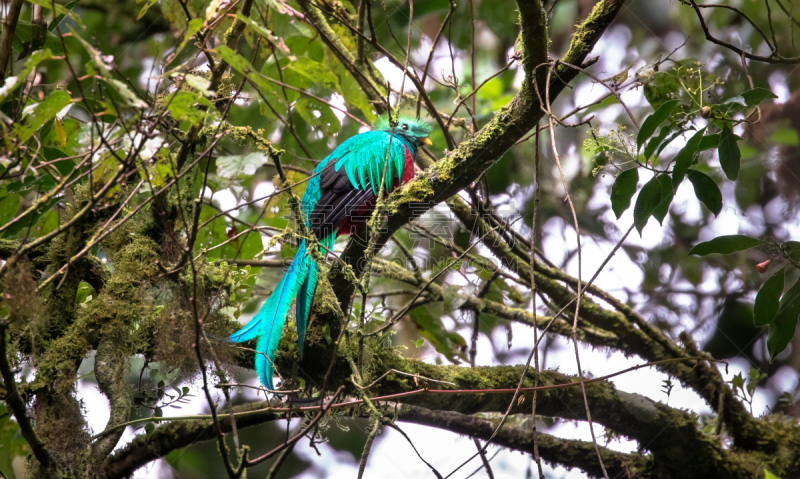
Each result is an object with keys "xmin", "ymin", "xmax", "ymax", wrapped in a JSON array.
[
  {"xmin": 167, "ymin": 91, "xmax": 213, "ymax": 125},
  {"xmin": 236, "ymin": 13, "xmax": 284, "ymax": 51},
  {"xmin": 718, "ymin": 95, "xmax": 746, "ymax": 114},
  {"xmin": 718, "ymin": 122, "xmax": 741, "ymax": 181},
  {"xmin": 0, "ymin": 195, "xmax": 21, "ymax": 227},
  {"xmin": 43, "ymin": 147, "xmax": 73, "ymax": 177},
  {"xmin": 168, "ymin": 18, "xmax": 204, "ymax": 64},
  {"xmin": 637, "ymin": 99, "xmax": 679, "ymax": 151},
  {"xmin": 184, "ymin": 74, "xmax": 213, "ymax": 97},
  {"xmin": 755, "ymin": 267, "xmax": 785, "ymax": 327},
  {"xmin": 340, "ymin": 70, "xmax": 376, "ymax": 122},
  {"xmin": 409, "ymin": 306, "xmax": 467, "ymax": 362},
  {"xmin": 783, "ymin": 241, "xmax": 800, "ymax": 263},
  {"xmin": 698, "ymin": 133, "xmax": 719, "ymax": 152},
  {"xmin": 765, "ymin": 470, "xmax": 782, "ymax": 479},
  {"xmin": 686, "ymin": 169, "xmax": 722, "ymax": 216},
  {"xmin": 2, "ymin": 196, "xmax": 59, "ymax": 238},
  {"xmin": 12, "ymin": 20, "xmax": 64, "ymax": 54},
  {"xmin": 137, "ymin": 0, "xmax": 159, "ymax": 20},
  {"xmin": 16, "ymin": 90, "xmax": 71, "ymax": 143},
  {"xmin": 731, "ymin": 372, "xmax": 745, "ymax": 390},
  {"xmin": 107, "ymin": 78, "xmax": 148, "ymax": 109},
  {"xmin": 653, "ymin": 175, "xmax": 673, "ymax": 224},
  {"xmin": 644, "ymin": 124, "xmax": 673, "ymax": 161},
  {"xmin": 654, "ymin": 130, "xmax": 684, "ymax": 160},
  {"xmin": 413, "ymin": 338, "xmax": 425, "ymax": 348},
  {"xmin": 741, "ymin": 87, "xmax": 778, "ymax": 107},
  {"xmin": 0, "ymin": 403, "xmax": 28, "ymax": 479},
  {"xmin": 0, "ymin": 49, "xmax": 54, "ymax": 102},
  {"xmin": 145, "ymin": 423, "xmax": 155, "ymax": 434},
  {"xmin": 767, "ymin": 280, "xmax": 800, "ymax": 362},
  {"xmin": 26, "ymin": 0, "xmax": 72, "ymax": 16},
  {"xmin": 284, "ymin": 57, "xmax": 339, "ymax": 90},
  {"xmin": 321, "ymin": 324, "xmax": 332, "ymax": 344},
  {"xmin": 610, "ymin": 168, "xmax": 638, "ymax": 219},
  {"xmin": 215, "ymin": 45, "xmax": 275, "ymax": 93},
  {"xmin": 770, "ymin": 127, "xmax": 799, "ymax": 146},
  {"xmin": 689, "ymin": 235, "xmax": 764, "ymax": 256},
  {"xmin": 671, "ymin": 127, "xmax": 706, "ymax": 190},
  {"xmin": 216, "ymin": 152, "xmax": 272, "ymax": 179},
  {"xmin": 75, "ymin": 280, "xmax": 96, "ymax": 305},
  {"xmin": 642, "ymin": 71, "xmax": 681, "ymax": 110},
  {"xmin": 633, "ymin": 175, "xmax": 663, "ymax": 234},
  {"xmin": 295, "ymin": 97, "xmax": 341, "ymax": 136},
  {"xmin": 48, "ymin": 0, "xmax": 80, "ymax": 32}
]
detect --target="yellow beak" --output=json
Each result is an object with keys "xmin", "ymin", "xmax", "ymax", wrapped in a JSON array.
[{"xmin": 422, "ymin": 137, "xmax": 433, "ymax": 146}]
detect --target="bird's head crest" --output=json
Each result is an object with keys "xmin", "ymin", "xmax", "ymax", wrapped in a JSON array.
[{"xmin": 375, "ymin": 115, "xmax": 433, "ymax": 146}]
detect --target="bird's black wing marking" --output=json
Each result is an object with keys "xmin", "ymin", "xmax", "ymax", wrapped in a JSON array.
[{"xmin": 309, "ymin": 157, "xmax": 377, "ymax": 239}]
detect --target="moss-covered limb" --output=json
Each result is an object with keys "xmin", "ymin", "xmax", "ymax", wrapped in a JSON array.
[
  {"xmin": 446, "ymin": 194, "xmax": 769, "ymax": 450},
  {"xmin": 396, "ymin": 404, "xmax": 649, "ymax": 479},
  {"xmin": 28, "ymin": 236, "xmax": 160, "ymax": 395},
  {"xmin": 103, "ymin": 399, "xmax": 279, "ymax": 479},
  {"xmin": 516, "ymin": 0, "xmax": 549, "ymax": 84},
  {"xmin": 91, "ymin": 335, "xmax": 133, "ymax": 459},
  {"xmin": 296, "ymin": 0, "xmax": 388, "ymax": 113},
  {"xmin": 11, "ymin": 189, "xmax": 107, "ymax": 362},
  {"xmin": 0, "ymin": 324, "xmax": 53, "ymax": 469},
  {"xmin": 679, "ymin": 333, "xmax": 795, "ymax": 464},
  {"xmin": 275, "ymin": 329, "xmax": 737, "ymax": 477},
  {"xmin": 371, "ymin": 258, "xmax": 621, "ymax": 350},
  {"xmin": 371, "ymin": 362, "xmax": 756, "ymax": 479},
  {"xmin": 0, "ymin": 238, "xmax": 48, "ymax": 263},
  {"xmin": 102, "ymin": 393, "xmax": 645, "ymax": 479}
]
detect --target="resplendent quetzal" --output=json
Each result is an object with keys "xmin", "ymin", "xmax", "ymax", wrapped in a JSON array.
[{"xmin": 230, "ymin": 115, "xmax": 432, "ymax": 390}]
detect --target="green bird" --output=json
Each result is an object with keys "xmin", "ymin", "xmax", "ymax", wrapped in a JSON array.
[{"xmin": 230, "ymin": 115, "xmax": 433, "ymax": 390}]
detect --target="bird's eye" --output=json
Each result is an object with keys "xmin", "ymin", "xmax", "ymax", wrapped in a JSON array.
[{"xmin": 401, "ymin": 123, "xmax": 409, "ymax": 130}]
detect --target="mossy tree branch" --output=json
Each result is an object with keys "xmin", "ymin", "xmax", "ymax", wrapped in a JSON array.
[
  {"xmin": 446, "ymin": 188, "xmax": 770, "ymax": 452},
  {"xmin": 92, "ymin": 335, "xmax": 133, "ymax": 459},
  {"xmin": 397, "ymin": 404, "xmax": 649, "ymax": 479},
  {"xmin": 103, "ymin": 398, "xmax": 647, "ymax": 479},
  {"xmin": 103, "ymin": 360, "xmax": 759, "ymax": 479}
]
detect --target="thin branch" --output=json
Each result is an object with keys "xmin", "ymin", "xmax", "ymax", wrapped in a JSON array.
[
  {"xmin": 0, "ymin": 325, "xmax": 52, "ymax": 467},
  {"xmin": 0, "ymin": 0, "xmax": 24, "ymax": 83}
]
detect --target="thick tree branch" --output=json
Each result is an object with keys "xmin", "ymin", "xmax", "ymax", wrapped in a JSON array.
[
  {"xmin": 92, "ymin": 335, "xmax": 133, "ymax": 458},
  {"xmin": 104, "ymin": 361, "xmax": 750, "ymax": 479},
  {"xmin": 446, "ymin": 191, "xmax": 772, "ymax": 453},
  {"xmin": 103, "ymin": 400, "xmax": 281, "ymax": 479},
  {"xmin": 396, "ymin": 404, "xmax": 649, "ymax": 479},
  {"xmin": 373, "ymin": 361, "xmax": 753, "ymax": 479}
]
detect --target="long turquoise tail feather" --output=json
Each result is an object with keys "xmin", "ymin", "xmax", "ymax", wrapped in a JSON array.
[{"xmin": 229, "ymin": 115, "xmax": 432, "ymax": 391}]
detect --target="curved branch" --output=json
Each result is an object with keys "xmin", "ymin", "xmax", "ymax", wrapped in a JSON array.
[
  {"xmin": 92, "ymin": 335, "xmax": 133, "ymax": 458},
  {"xmin": 396, "ymin": 404, "xmax": 649, "ymax": 479},
  {"xmin": 104, "ymin": 361, "xmax": 739, "ymax": 479},
  {"xmin": 684, "ymin": 0, "xmax": 800, "ymax": 64}
]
